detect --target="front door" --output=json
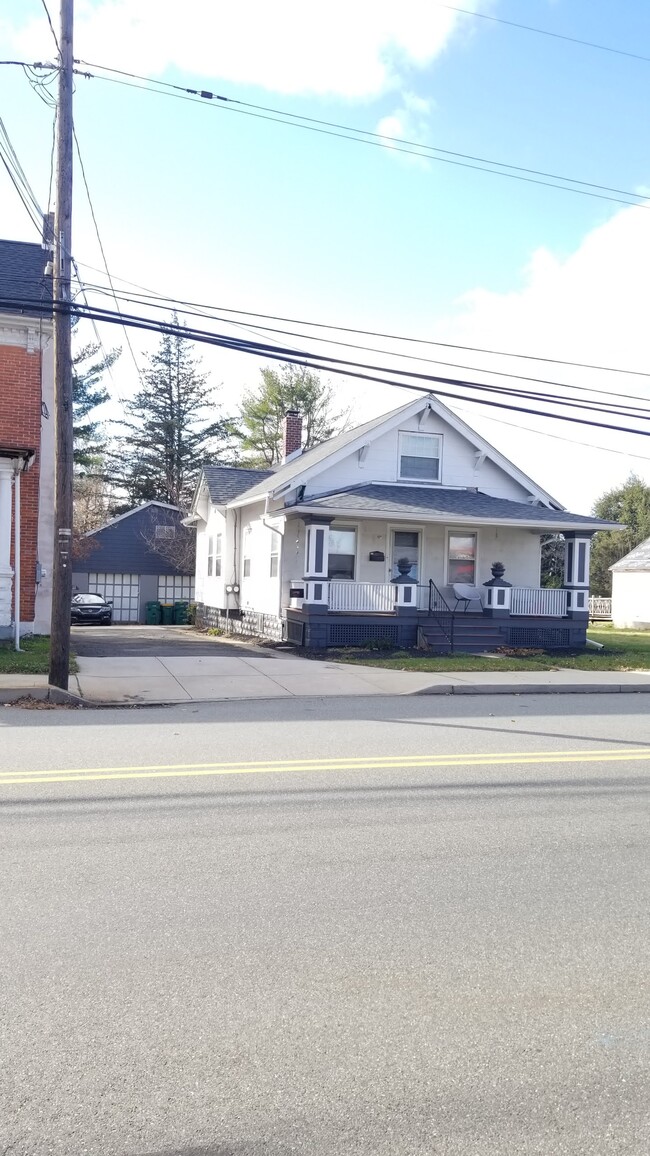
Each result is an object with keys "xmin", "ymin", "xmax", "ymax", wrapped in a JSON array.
[{"xmin": 390, "ymin": 530, "xmax": 420, "ymax": 582}]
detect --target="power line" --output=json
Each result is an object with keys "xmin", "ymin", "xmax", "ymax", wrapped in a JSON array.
[
  {"xmin": 74, "ymin": 271, "xmax": 650, "ymax": 388},
  {"xmin": 80, "ymin": 279, "xmax": 650, "ymax": 417},
  {"xmin": 72, "ymin": 122, "xmax": 141, "ymax": 377},
  {"xmin": 453, "ymin": 405, "xmax": 650, "ymax": 463},
  {"xmin": 443, "ymin": 5, "xmax": 650, "ymax": 66},
  {"xmin": 72, "ymin": 62, "xmax": 650, "ymax": 211},
  {"xmin": 4, "ymin": 294, "xmax": 650, "ymax": 440},
  {"xmin": 39, "ymin": 0, "xmax": 61, "ymax": 54}
]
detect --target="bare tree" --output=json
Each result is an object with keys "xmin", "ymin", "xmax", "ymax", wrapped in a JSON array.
[{"xmin": 139, "ymin": 507, "xmax": 196, "ymax": 575}]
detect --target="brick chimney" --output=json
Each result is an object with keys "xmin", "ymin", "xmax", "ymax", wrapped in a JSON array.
[{"xmin": 282, "ymin": 410, "xmax": 302, "ymax": 462}]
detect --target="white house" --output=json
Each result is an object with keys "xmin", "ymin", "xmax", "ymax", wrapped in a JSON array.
[
  {"xmin": 187, "ymin": 394, "xmax": 621, "ymax": 651},
  {"xmin": 611, "ymin": 537, "xmax": 650, "ymax": 629}
]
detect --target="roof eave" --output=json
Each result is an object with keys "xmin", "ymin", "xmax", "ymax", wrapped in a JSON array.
[{"xmin": 284, "ymin": 504, "xmax": 622, "ymax": 532}]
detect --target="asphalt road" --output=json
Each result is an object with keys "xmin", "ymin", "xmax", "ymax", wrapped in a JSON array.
[{"xmin": 2, "ymin": 694, "xmax": 649, "ymax": 1155}]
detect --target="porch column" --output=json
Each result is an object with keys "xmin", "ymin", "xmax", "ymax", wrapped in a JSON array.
[
  {"xmin": 303, "ymin": 517, "xmax": 332, "ymax": 607},
  {"xmin": 0, "ymin": 461, "xmax": 13, "ymax": 627},
  {"xmin": 563, "ymin": 532, "xmax": 592, "ymax": 618}
]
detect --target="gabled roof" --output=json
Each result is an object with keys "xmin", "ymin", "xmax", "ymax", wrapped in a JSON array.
[
  {"xmin": 202, "ymin": 465, "xmax": 274, "ymax": 504},
  {"xmin": 610, "ymin": 536, "xmax": 650, "ymax": 571},
  {"xmin": 227, "ymin": 394, "xmax": 563, "ymax": 510},
  {"xmin": 289, "ymin": 483, "xmax": 621, "ymax": 531},
  {"xmin": 84, "ymin": 501, "xmax": 181, "ymax": 537},
  {"xmin": 0, "ymin": 239, "xmax": 52, "ymax": 316}
]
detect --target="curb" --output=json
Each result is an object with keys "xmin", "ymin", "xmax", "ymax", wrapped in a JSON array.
[
  {"xmin": 1, "ymin": 685, "xmax": 86, "ymax": 707},
  {"xmin": 412, "ymin": 682, "xmax": 650, "ymax": 696}
]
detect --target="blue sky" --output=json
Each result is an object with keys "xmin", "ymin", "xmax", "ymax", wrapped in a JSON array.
[{"xmin": 1, "ymin": 0, "xmax": 650, "ymax": 511}]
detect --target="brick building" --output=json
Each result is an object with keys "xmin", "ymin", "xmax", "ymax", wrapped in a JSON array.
[{"xmin": 0, "ymin": 238, "xmax": 54, "ymax": 638}]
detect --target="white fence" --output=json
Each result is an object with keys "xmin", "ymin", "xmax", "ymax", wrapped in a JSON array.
[
  {"xmin": 589, "ymin": 596, "xmax": 612, "ymax": 620},
  {"xmin": 510, "ymin": 587, "xmax": 568, "ymax": 617},
  {"xmin": 329, "ymin": 581, "xmax": 396, "ymax": 613}
]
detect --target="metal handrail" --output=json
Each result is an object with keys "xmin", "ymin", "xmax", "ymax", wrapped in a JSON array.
[{"xmin": 428, "ymin": 579, "xmax": 455, "ymax": 651}]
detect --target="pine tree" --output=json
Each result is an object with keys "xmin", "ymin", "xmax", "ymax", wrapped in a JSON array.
[
  {"xmin": 237, "ymin": 363, "xmax": 349, "ymax": 466},
  {"xmin": 110, "ymin": 319, "xmax": 231, "ymax": 508},
  {"xmin": 72, "ymin": 338, "xmax": 120, "ymax": 469},
  {"xmin": 590, "ymin": 474, "xmax": 650, "ymax": 596}
]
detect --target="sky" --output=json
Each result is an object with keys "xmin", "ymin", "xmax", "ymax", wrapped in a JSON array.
[{"xmin": 1, "ymin": 0, "xmax": 650, "ymax": 513}]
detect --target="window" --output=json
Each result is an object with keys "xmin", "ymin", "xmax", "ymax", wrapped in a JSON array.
[
  {"xmin": 398, "ymin": 432, "xmax": 441, "ymax": 482},
  {"xmin": 328, "ymin": 527, "xmax": 356, "ymax": 580},
  {"xmin": 270, "ymin": 532, "xmax": 279, "ymax": 578},
  {"xmin": 391, "ymin": 530, "xmax": 420, "ymax": 581},
  {"xmin": 207, "ymin": 535, "xmax": 214, "ymax": 576},
  {"xmin": 448, "ymin": 533, "xmax": 477, "ymax": 585},
  {"xmin": 155, "ymin": 524, "xmax": 175, "ymax": 539},
  {"xmin": 214, "ymin": 533, "xmax": 222, "ymax": 577},
  {"xmin": 243, "ymin": 557, "xmax": 251, "ymax": 578}
]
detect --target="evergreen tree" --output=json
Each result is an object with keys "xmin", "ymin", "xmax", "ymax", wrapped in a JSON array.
[
  {"xmin": 237, "ymin": 363, "xmax": 349, "ymax": 466},
  {"xmin": 110, "ymin": 320, "xmax": 231, "ymax": 508},
  {"xmin": 72, "ymin": 338, "xmax": 120, "ymax": 470},
  {"xmin": 590, "ymin": 474, "xmax": 650, "ymax": 596}
]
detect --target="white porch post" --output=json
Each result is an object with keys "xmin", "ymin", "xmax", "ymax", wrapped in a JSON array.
[
  {"xmin": 0, "ymin": 462, "xmax": 14, "ymax": 629},
  {"xmin": 303, "ymin": 517, "xmax": 331, "ymax": 606},
  {"xmin": 563, "ymin": 532, "xmax": 592, "ymax": 617}
]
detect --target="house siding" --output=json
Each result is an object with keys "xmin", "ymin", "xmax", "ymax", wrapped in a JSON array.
[
  {"xmin": 73, "ymin": 505, "xmax": 194, "ymax": 575},
  {"xmin": 612, "ymin": 571, "xmax": 650, "ymax": 629},
  {"xmin": 309, "ymin": 412, "xmax": 532, "ymax": 502}
]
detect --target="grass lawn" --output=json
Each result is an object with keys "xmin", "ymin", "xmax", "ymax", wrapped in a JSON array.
[
  {"xmin": 328, "ymin": 626, "xmax": 650, "ymax": 673},
  {"xmin": 0, "ymin": 635, "xmax": 78, "ymax": 675}
]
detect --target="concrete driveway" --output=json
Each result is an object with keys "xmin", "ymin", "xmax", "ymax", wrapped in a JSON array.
[{"xmin": 71, "ymin": 624, "xmax": 278, "ymax": 658}]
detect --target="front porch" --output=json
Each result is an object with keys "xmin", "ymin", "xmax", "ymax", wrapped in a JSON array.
[{"xmin": 284, "ymin": 579, "xmax": 586, "ymax": 653}]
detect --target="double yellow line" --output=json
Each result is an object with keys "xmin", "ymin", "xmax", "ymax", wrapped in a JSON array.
[{"xmin": 1, "ymin": 748, "xmax": 649, "ymax": 787}]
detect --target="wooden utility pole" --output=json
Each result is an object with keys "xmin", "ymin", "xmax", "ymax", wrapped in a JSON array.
[{"xmin": 49, "ymin": 0, "xmax": 74, "ymax": 690}]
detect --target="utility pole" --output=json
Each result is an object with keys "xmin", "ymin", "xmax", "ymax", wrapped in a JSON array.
[{"xmin": 49, "ymin": 0, "xmax": 74, "ymax": 690}]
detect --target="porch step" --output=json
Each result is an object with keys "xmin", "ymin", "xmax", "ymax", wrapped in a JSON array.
[{"xmin": 418, "ymin": 622, "xmax": 504, "ymax": 654}]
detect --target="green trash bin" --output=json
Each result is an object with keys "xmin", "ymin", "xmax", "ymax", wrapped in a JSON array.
[
  {"xmin": 145, "ymin": 600, "xmax": 162, "ymax": 625},
  {"xmin": 160, "ymin": 603, "xmax": 174, "ymax": 625},
  {"xmin": 173, "ymin": 601, "xmax": 189, "ymax": 625}
]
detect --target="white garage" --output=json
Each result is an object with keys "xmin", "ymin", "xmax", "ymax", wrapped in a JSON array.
[
  {"xmin": 88, "ymin": 572, "xmax": 140, "ymax": 623},
  {"xmin": 611, "ymin": 537, "xmax": 650, "ymax": 629}
]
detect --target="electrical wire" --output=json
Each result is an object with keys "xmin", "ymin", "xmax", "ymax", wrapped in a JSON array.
[
  {"xmin": 442, "ymin": 5, "xmax": 650, "ymax": 66},
  {"xmin": 452, "ymin": 405, "xmax": 650, "ymax": 463},
  {"xmin": 39, "ymin": 0, "xmax": 61, "ymax": 55},
  {"xmin": 78, "ymin": 278, "xmax": 650, "ymax": 416},
  {"xmin": 4, "ymin": 294, "xmax": 650, "ymax": 439},
  {"xmin": 71, "ymin": 62, "xmax": 650, "ymax": 211},
  {"xmin": 72, "ymin": 122, "xmax": 141, "ymax": 376}
]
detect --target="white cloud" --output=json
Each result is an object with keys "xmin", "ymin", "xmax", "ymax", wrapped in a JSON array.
[
  {"xmin": 431, "ymin": 204, "xmax": 650, "ymax": 511},
  {"xmin": 376, "ymin": 91, "xmax": 433, "ymax": 165},
  {"xmin": 3, "ymin": 0, "xmax": 483, "ymax": 99}
]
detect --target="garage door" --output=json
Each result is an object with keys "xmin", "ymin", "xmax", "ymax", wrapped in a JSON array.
[
  {"xmin": 157, "ymin": 575, "xmax": 195, "ymax": 603},
  {"xmin": 88, "ymin": 572, "xmax": 140, "ymax": 623}
]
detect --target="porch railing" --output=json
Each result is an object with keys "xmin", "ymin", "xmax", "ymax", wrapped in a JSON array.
[
  {"xmin": 510, "ymin": 587, "xmax": 568, "ymax": 617},
  {"xmin": 329, "ymin": 581, "xmax": 395, "ymax": 613},
  {"xmin": 589, "ymin": 596, "xmax": 612, "ymax": 620}
]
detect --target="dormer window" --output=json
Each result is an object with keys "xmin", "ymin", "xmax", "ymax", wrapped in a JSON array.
[{"xmin": 398, "ymin": 432, "xmax": 441, "ymax": 482}]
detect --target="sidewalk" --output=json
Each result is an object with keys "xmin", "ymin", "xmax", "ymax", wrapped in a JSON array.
[{"xmin": 2, "ymin": 656, "xmax": 650, "ymax": 706}]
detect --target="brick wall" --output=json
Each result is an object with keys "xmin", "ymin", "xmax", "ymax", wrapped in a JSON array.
[{"xmin": 0, "ymin": 341, "xmax": 42, "ymax": 622}]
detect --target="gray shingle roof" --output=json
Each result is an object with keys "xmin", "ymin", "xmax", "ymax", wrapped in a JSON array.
[
  {"xmin": 295, "ymin": 484, "xmax": 621, "ymax": 529},
  {"xmin": 0, "ymin": 239, "xmax": 52, "ymax": 314},
  {"xmin": 203, "ymin": 466, "xmax": 274, "ymax": 504},
  {"xmin": 610, "ymin": 536, "xmax": 650, "ymax": 571}
]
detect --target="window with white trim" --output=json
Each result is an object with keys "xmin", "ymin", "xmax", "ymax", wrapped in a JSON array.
[
  {"xmin": 243, "ymin": 526, "xmax": 252, "ymax": 578},
  {"xmin": 270, "ymin": 532, "xmax": 279, "ymax": 578},
  {"xmin": 447, "ymin": 532, "xmax": 477, "ymax": 585},
  {"xmin": 207, "ymin": 535, "xmax": 214, "ymax": 576},
  {"xmin": 398, "ymin": 432, "xmax": 441, "ymax": 482},
  {"xmin": 214, "ymin": 533, "xmax": 222, "ymax": 577},
  {"xmin": 155, "ymin": 524, "xmax": 175, "ymax": 539},
  {"xmin": 328, "ymin": 527, "xmax": 356, "ymax": 580}
]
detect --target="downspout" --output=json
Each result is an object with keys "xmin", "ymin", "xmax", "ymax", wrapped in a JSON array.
[{"xmin": 13, "ymin": 468, "xmax": 21, "ymax": 651}]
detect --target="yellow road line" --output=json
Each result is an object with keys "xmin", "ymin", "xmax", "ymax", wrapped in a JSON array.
[{"xmin": 1, "ymin": 748, "xmax": 649, "ymax": 787}]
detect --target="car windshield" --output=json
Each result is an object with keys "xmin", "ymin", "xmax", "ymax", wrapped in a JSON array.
[{"xmin": 73, "ymin": 594, "xmax": 106, "ymax": 605}]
